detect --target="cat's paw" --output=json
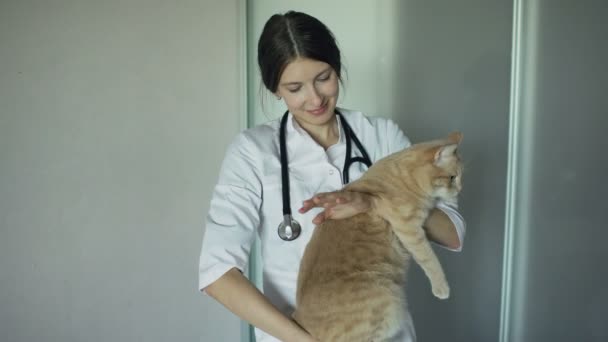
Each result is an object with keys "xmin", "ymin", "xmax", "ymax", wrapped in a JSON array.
[{"xmin": 432, "ymin": 281, "xmax": 450, "ymax": 299}]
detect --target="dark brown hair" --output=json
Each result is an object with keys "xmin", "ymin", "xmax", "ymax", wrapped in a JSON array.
[{"xmin": 257, "ymin": 11, "xmax": 343, "ymax": 93}]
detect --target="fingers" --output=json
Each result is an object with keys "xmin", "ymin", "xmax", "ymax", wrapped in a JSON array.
[
  {"xmin": 299, "ymin": 199, "xmax": 314, "ymax": 213},
  {"xmin": 299, "ymin": 191, "xmax": 371, "ymax": 225},
  {"xmin": 299, "ymin": 192, "xmax": 346, "ymax": 213},
  {"xmin": 313, "ymin": 206, "xmax": 348, "ymax": 224},
  {"xmin": 312, "ymin": 211, "xmax": 326, "ymax": 225},
  {"xmin": 313, "ymin": 193, "xmax": 341, "ymax": 205},
  {"xmin": 309, "ymin": 203, "xmax": 363, "ymax": 225}
]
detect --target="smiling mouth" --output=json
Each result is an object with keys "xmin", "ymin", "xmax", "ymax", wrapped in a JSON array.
[{"xmin": 307, "ymin": 104, "xmax": 327, "ymax": 115}]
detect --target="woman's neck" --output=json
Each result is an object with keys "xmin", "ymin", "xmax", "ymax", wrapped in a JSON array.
[{"xmin": 297, "ymin": 116, "xmax": 339, "ymax": 150}]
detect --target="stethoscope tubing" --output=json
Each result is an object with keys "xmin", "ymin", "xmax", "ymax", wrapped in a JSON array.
[
  {"xmin": 340, "ymin": 113, "xmax": 372, "ymax": 183},
  {"xmin": 277, "ymin": 109, "xmax": 372, "ymax": 241},
  {"xmin": 279, "ymin": 112, "xmax": 293, "ymax": 217}
]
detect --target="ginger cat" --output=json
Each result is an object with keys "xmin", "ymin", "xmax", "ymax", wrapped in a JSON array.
[{"xmin": 293, "ymin": 132, "xmax": 463, "ymax": 342}]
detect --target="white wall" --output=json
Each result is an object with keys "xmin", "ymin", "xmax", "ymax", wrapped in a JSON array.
[{"xmin": 0, "ymin": 1, "xmax": 244, "ymax": 341}]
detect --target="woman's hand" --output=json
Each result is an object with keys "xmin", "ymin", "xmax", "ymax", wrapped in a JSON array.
[{"xmin": 299, "ymin": 190, "xmax": 372, "ymax": 224}]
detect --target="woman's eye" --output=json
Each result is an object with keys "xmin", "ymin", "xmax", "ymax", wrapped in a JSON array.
[
  {"xmin": 317, "ymin": 74, "xmax": 330, "ymax": 82},
  {"xmin": 287, "ymin": 87, "xmax": 300, "ymax": 93}
]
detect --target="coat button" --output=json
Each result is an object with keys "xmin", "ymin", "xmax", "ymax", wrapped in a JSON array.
[{"xmin": 329, "ymin": 169, "xmax": 334, "ymax": 175}]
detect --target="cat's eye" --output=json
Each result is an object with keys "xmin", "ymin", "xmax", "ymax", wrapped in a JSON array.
[{"xmin": 450, "ymin": 175, "xmax": 457, "ymax": 182}]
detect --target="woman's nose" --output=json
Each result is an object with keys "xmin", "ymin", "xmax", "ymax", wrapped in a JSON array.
[{"xmin": 308, "ymin": 86, "xmax": 323, "ymax": 106}]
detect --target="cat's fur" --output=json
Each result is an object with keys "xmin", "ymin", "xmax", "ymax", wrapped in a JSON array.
[{"xmin": 292, "ymin": 132, "xmax": 463, "ymax": 342}]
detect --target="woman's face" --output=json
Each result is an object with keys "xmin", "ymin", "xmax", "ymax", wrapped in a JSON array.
[{"xmin": 275, "ymin": 57, "xmax": 339, "ymax": 128}]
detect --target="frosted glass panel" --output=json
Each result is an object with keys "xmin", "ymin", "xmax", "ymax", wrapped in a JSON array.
[
  {"xmin": 502, "ymin": 1, "xmax": 608, "ymax": 341},
  {"xmin": 389, "ymin": 2, "xmax": 512, "ymax": 341}
]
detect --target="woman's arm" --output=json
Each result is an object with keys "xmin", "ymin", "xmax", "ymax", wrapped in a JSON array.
[
  {"xmin": 205, "ymin": 268, "xmax": 316, "ymax": 342},
  {"xmin": 300, "ymin": 192, "xmax": 462, "ymax": 250},
  {"xmin": 423, "ymin": 208, "xmax": 461, "ymax": 250}
]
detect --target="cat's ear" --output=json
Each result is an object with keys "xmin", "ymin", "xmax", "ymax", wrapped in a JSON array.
[
  {"xmin": 447, "ymin": 131, "xmax": 463, "ymax": 144},
  {"xmin": 434, "ymin": 144, "xmax": 459, "ymax": 165},
  {"xmin": 433, "ymin": 132, "xmax": 462, "ymax": 165}
]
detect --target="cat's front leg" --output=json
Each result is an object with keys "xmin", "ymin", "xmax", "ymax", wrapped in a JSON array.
[
  {"xmin": 378, "ymin": 204, "xmax": 450, "ymax": 299},
  {"xmin": 396, "ymin": 221, "xmax": 450, "ymax": 299}
]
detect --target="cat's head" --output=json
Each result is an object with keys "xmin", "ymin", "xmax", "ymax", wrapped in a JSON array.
[{"xmin": 400, "ymin": 132, "xmax": 463, "ymax": 204}]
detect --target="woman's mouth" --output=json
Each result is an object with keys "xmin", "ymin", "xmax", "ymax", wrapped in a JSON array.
[{"xmin": 307, "ymin": 104, "xmax": 327, "ymax": 116}]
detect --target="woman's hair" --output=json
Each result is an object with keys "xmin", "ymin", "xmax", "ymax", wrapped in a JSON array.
[{"xmin": 257, "ymin": 11, "xmax": 343, "ymax": 93}]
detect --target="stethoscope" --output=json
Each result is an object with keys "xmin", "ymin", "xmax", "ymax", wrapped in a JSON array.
[{"xmin": 277, "ymin": 109, "xmax": 373, "ymax": 241}]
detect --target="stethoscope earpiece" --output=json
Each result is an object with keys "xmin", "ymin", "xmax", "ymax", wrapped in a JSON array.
[{"xmin": 276, "ymin": 110, "xmax": 372, "ymax": 241}]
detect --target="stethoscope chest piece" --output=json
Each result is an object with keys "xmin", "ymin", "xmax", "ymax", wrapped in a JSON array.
[{"xmin": 277, "ymin": 214, "xmax": 301, "ymax": 241}]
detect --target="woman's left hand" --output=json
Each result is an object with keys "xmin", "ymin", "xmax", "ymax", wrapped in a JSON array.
[{"xmin": 299, "ymin": 190, "xmax": 372, "ymax": 225}]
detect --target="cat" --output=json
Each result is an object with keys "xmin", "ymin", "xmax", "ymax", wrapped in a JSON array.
[{"xmin": 292, "ymin": 132, "xmax": 463, "ymax": 342}]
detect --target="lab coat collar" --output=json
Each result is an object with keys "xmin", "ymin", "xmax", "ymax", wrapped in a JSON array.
[
  {"xmin": 286, "ymin": 111, "xmax": 345, "ymax": 146},
  {"xmin": 284, "ymin": 111, "xmax": 345, "ymax": 169},
  {"xmin": 336, "ymin": 114, "xmax": 346, "ymax": 145}
]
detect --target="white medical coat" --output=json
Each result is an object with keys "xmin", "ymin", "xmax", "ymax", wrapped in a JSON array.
[{"xmin": 199, "ymin": 108, "xmax": 466, "ymax": 342}]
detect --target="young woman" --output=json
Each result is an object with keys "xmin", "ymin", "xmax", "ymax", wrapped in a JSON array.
[{"xmin": 199, "ymin": 11, "xmax": 465, "ymax": 342}]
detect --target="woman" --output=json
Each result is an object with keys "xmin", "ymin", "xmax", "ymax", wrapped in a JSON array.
[{"xmin": 199, "ymin": 11, "xmax": 465, "ymax": 342}]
